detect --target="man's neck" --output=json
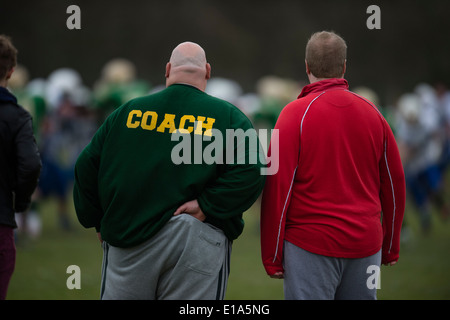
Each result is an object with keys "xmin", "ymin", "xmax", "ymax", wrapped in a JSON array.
[
  {"xmin": 307, "ymin": 72, "xmax": 344, "ymax": 85},
  {"xmin": 166, "ymin": 77, "xmax": 206, "ymax": 92},
  {"xmin": 308, "ymin": 74, "xmax": 330, "ymax": 84}
]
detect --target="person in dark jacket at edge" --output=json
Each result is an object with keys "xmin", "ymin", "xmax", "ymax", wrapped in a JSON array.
[{"xmin": 0, "ymin": 34, "xmax": 42, "ymax": 300}]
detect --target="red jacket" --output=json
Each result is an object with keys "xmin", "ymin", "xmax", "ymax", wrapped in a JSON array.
[{"xmin": 260, "ymin": 79, "xmax": 405, "ymax": 276}]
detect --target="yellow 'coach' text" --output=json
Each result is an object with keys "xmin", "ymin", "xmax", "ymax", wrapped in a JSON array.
[{"xmin": 126, "ymin": 110, "xmax": 216, "ymax": 136}]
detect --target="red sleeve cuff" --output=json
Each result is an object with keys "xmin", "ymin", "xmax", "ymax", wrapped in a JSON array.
[{"xmin": 263, "ymin": 263, "xmax": 284, "ymax": 276}]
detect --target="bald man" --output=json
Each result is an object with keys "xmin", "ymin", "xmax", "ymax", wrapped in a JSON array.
[{"xmin": 73, "ymin": 42, "xmax": 265, "ymax": 300}]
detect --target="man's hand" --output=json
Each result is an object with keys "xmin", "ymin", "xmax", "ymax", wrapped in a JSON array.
[
  {"xmin": 270, "ymin": 272, "xmax": 284, "ymax": 279},
  {"xmin": 97, "ymin": 232, "xmax": 103, "ymax": 244},
  {"xmin": 383, "ymin": 261, "xmax": 397, "ymax": 266},
  {"xmin": 173, "ymin": 199, "xmax": 206, "ymax": 222}
]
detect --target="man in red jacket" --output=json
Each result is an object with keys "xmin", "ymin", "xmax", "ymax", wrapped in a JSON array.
[{"xmin": 260, "ymin": 31, "xmax": 405, "ymax": 299}]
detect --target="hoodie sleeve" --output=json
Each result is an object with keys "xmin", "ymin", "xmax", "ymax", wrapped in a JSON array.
[
  {"xmin": 379, "ymin": 119, "xmax": 406, "ymax": 264},
  {"xmin": 260, "ymin": 102, "xmax": 302, "ymax": 276}
]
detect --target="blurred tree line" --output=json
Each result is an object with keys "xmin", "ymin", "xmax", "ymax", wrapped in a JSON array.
[{"xmin": 1, "ymin": 0, "xmax": 449, "ymax": 106}]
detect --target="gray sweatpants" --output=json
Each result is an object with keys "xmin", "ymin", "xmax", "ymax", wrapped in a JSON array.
[
  {"xmin": 100, "ymin": 214, "xmax": 231, "ymax": 300},
  {"xmin": 283, "ymin": 241, "xmax": 381, "ymax": 300}
]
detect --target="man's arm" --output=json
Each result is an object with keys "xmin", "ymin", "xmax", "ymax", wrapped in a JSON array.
[
  {"xmin": 379, "ymin": 120, "xmax": 406, "ymax": 265},
  {"xmin": 260, "ymin": 103, "xmax": 302, "ymax": 277},
  {"xmin": 14, "ymin": 116, "xmax": 42, "ymax": 212},
  {"xmin": 73, "ymin": 119, "xmax": 109, "ymax": 232}
]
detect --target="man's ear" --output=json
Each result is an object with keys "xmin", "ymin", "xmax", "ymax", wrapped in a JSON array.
[
  {"xmin": 165, "ymin": 62, "xmax": 171, "ymax": 78},
  {"xmin": 305, "ymin": 60, "xmax": 311, "ymax": 75},
  {"xmin": 6, "ymin": 67, "xmax": 14, "ymax": 80},
  {"xmin": 341, "ymin": 59, "xmax": 347, "ymax": 77},
  {"xmin": 205, "ymin": 63, "xmax": 211, "ymax": 80}
]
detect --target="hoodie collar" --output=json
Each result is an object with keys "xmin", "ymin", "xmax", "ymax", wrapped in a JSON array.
[
  {"xmin": 298, "ymin": 78, "xmax": 349, "ymax": 99},
  {"xmin": 0, "ymin": 86, "xmax": 18, "ymax": 104}
]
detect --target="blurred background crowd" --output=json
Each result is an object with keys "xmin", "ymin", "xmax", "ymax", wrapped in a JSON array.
[{"xmin": 7, "ymin": 58, "xmax": 450, "ymax": 242}]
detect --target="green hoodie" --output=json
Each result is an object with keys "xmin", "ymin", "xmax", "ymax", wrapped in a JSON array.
[{"xmin": 73, "ymin": 84, "xmax": 266, "ymax": 248}]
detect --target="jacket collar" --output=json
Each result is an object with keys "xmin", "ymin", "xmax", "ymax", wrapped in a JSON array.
[
  {"xmin": 0, "ymin": 86, "xmax": 18, "ymax": 104},
  {"xmin": 298, "ymin": 78, "xmax": 349, "ymax": 99}
]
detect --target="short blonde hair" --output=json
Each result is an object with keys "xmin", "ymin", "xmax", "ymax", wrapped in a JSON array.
[{"xmin": 305, "ymin": 31, "xmax": 347, "ymax": 79}]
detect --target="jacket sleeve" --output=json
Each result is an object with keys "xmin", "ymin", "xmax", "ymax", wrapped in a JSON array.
[
  {"xmin": 260, "ymin": 103, "xmax": 301, "ymax": 275},
  {"xmin": 197, "ymin": 110, "xmax": 266, "ymax": 222},
  {"xmin": 73, "ymin": 119, "xmax": 108, "ymax": 231},
  {"xmin": 379, "ymin": 119, "xmax": 406, "ymax": 264},
  {"xmin": 14, "ymin": 116, "xmax": 42, "ymax": 212}
]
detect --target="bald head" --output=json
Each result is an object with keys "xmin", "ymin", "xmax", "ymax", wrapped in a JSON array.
[
  {"xmin": 165, "ymin": 42, "xmax": 211, "ymax": 91},
  {"xmin": 170, "ymin": 42, "xmax": 207, "ymax": 68}
]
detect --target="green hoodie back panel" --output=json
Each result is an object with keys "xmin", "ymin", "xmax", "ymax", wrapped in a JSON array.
[{"xmin": 74, "ymin": 84, "xmax": 265, "ymax": 247}]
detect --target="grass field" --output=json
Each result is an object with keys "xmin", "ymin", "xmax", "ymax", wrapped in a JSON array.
[{"xmin": 7, "ymin": 191, "xmax": 450, "ymax": 300}]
